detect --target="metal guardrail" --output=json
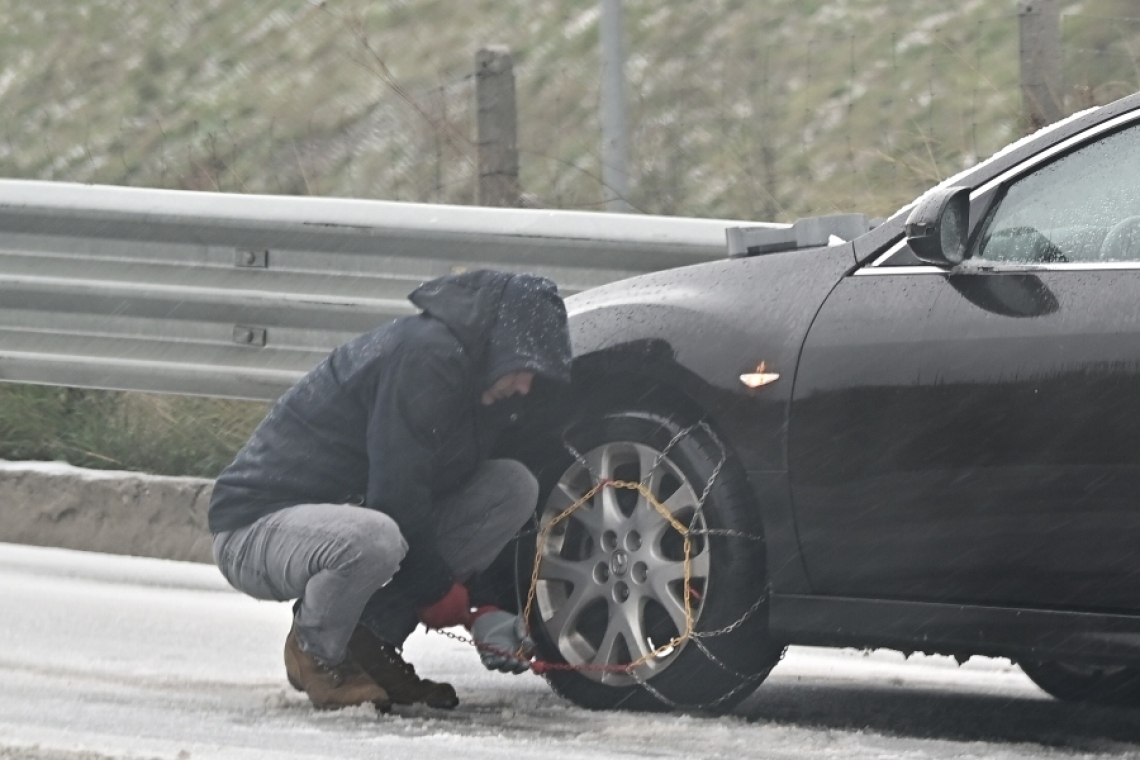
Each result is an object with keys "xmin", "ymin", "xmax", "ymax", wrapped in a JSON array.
[{"xmin": 0, "ymin": 180, "xmax": 775, "ymax": 401}]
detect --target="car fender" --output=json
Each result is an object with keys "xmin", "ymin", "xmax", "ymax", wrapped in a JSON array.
[{"xmin": 563, "ymin": 244, "xmax": 856, "ymax": 595}]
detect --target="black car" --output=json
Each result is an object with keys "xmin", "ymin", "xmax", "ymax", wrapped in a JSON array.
[{"xmin": 500, "ymin": 90, "xmax": 1140, "ymax": 712}]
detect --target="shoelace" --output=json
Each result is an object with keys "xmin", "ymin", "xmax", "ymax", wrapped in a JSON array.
[
  {"xmin": 381, "ymin": 646, "xmax": 418, "ymax": 677},
  {"xmin": 320, "ymin": 663, "xmax": 345, "ymax": 685},
  {"xmin": 319, "ymin": 656, "xmax": 364, "ymax": 685}
]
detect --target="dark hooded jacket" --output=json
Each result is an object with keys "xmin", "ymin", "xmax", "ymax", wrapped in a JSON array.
[{"xmin": 208, "ymin": 270, "xmax": 571, "ymax": 606}]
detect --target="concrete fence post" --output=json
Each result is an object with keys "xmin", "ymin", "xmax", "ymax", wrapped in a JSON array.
[
  {"xmin": 475, "ymin": 46, "xmax": 520, "ymax": 207},
  {"xmin": 1019, "ymin": 0, "xmax": 1063, "ymax": 133}
]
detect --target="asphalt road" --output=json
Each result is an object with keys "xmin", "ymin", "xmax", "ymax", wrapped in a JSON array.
[{"xmin": 2, "ymin": 542, "xmax": 1139, "ymax": 760}]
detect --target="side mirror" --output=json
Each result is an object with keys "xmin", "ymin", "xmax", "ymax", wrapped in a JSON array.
[{"xmin": 905, "ymin": 186, "xmax": 971, "ymax": 266}]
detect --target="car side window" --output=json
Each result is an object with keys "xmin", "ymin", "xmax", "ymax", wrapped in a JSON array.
[{"xmin": 973, "ymin": 123, "xmax": 1140, "ymax": 264}]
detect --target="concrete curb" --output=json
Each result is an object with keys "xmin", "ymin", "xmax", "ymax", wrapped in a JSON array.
[{"xmin": 0, "ymin": 461, "xmax": 214, "ymax": 563}]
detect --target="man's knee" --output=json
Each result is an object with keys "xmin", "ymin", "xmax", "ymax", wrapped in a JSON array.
[
  {"xmin": 485, "ymin": 458, "xmax": 539, "ymax": 526},
  {"xmin": 339, "ymin": 509, "xmax": 408, "ymax": 582}
]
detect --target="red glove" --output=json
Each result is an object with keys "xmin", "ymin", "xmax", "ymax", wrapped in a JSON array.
[{"xmin": 416, "ymin": 582, "xmax": 472, "ymax": 629}]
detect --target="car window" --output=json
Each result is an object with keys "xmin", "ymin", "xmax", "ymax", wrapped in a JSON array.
[
  {"xmin": 875, "ymin": 243, "xmax": 922, "ymax": 267},
  {"xmin": 972, "ymin": 123, "xmax": 1140, "ymax": 264}
]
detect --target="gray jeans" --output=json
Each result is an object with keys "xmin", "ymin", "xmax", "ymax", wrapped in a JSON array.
[{"xmin": 212, "ymin": 459, "xmax": 538, "ymax": 664}]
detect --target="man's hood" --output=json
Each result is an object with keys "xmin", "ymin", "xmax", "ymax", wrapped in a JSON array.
[
  {"xmin": 409, "ymin": 270, "xmax": 571, "ymax": 389},
  {"xmin": 409, "ymin": 269, "xmax": 512, "ymax": 356}
]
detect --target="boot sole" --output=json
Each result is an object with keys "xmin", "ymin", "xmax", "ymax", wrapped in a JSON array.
[
  {"xmin": 389, "ymin": 693, "xmax": 460, "ymax": 709},
  {"xmin": 310, "ymin": 698, "xmax": 392, "ymax": 712}
]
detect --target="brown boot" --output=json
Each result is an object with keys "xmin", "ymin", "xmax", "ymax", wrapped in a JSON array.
[
  {"xmin": 348, "ymin": 626, "xmax": 459, "ymax": 709},
  {"xmin": 284, "ymin": 626, "xmax": 390, "ymax": 711}
]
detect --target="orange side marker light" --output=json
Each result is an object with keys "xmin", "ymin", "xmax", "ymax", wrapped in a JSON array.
[{"xmin": 740, "ymin": 361, "xmax": 780, "ymax": 389}]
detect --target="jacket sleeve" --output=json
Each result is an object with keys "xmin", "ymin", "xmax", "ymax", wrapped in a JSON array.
[{"xmin": 364, "ymin": 346, "xmax": 468, "ymax": 607}]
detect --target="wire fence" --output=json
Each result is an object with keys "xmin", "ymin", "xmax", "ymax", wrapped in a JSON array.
[{"xmin": 2, "ymin": 4, "xmax": 1138, "ymax": 226}]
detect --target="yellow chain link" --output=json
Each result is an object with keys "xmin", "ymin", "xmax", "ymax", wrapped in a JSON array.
[{"xmin": 520, "ymin": 479, "xmax": 695, "ymax": 671}]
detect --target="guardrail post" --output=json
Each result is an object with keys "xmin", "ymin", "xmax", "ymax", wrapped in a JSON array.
[
  {"xmin": 475, "ymin": 46, "xmax": 520, "ymax": 207},
  {"xmin": 1019, "ymin": 0, "xmax": 1063, "ymax": 133}
]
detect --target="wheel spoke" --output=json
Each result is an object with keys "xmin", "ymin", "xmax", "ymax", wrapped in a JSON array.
[
  {"xmin": 688, "ymin": 545, "xmax": 711, "ymax": 577},
  {"xmin": 545, "ymin": 481, "xmax": 583, "ymax": 514},
  {"xmin": 583, "ymin": 444, "xmax": 620, "ymax": 481},
  {"xmin": 600, "ymin": 485, "xmax": 630, "ymax": 527},
  {"xmin": 637, "ymin": 446, "xmax": 664, "ymax": 491},
  {"xmin": 648, "ymin": 561, "xmax": 693, "ymax": 634},
  {"xmin": 546, "ymin": 581, "xmax": 605, "ymax": 639},
  {"xmin": 660, "ymin": 486, "xmax": 696, "ymax": 518},
  {"xmin": 634, "ymin": 485, "xmax": 694, "ymax": 534},
  {"xmin": 592, "ymin": 601, "xmax": 652, "ymax": 668},
  {"xmin": 570, "ymin": 485, "xmax": 627, "ymax": 536},
  {"xmin": 538, "ymin": 554, "xmax": 594, "ymax": 585},
  {"xmin": 570, "ymin": 502, "xmax": 603, "ymax": 535}
]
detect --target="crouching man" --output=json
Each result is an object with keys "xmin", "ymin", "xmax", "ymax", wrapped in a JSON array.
[{"xmin": 208, "ymin": 270, "xmax": 571, "ymax": 710}]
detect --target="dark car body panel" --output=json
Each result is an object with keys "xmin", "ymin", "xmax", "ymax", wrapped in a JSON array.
[
  {"xmin": 558, "ymin": 89, "xmax": 1140, "ymax": 664},
  {"xmin": 770, "ymin": 595, "xmax": 1140, "ymax": 665},
  {"xmin": 565, "ymin": 245, "xmax": 855, "ymax": 594},
  {"xmin": 565, "ymin": 244, "xmax": 857, "ymax": 470},
  {"xmin": 791, "ymin": 268, "xmax": 1140, "ymax": 614}
]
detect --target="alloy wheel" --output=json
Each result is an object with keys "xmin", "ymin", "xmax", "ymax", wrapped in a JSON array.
[{"xmin": 534, "ymin": 441, "xmax": 710, "ymax": 685}]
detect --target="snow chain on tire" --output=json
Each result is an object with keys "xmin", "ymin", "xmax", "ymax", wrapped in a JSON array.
[
  {"xmin": 540, "ymin": 420, "xmax": 771, "ymax": 711},
  {"xmin": 431, "ymin": 419, "xmax": 771, "ymax": 712}
]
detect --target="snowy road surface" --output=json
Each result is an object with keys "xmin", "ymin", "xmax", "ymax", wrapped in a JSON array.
[{"xmin": 2, "ymin": 543, "xmax": 1140, "ymax": 760}]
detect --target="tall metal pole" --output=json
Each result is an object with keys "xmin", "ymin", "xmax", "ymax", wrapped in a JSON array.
[{"xmin": 600, "ymin": 0, "xmax": 632, "ymax": 213}]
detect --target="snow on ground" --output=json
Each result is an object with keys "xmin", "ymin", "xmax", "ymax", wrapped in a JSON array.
[{"xmin": 2, "ymin": 543, "xmax": 1139, "ymax": 760}]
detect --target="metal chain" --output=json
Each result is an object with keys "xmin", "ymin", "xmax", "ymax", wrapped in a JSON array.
[
  {"xmin": 700, "ymin": 671, "xmax": 771, "ymax": 711},
  {"xmin": 630, "ymin": 668, "xmax": 684, "ymax": 710},
  {"xmin": 693, "ymin": 421, "xmax": 726, "ymax": 511},
  {"xmin": 692, "ymin": 593, "xmax": 767, "ymax": 638},
  {"xmin": 631, "ymin": 647, "xmax": 767, "ymax": 713},
  {"xmin": 691, "ymin": 528, "xmax": 763, "ymax": 541},
  {"xmin": 432, "ymin": 416, "xmax": 772, "ymax": 712},
  {"xmin": 521, "ymin": 477, "xmax": 696, "ymax": 673},
  {"xmin": 688, "ymin": 634, "xmax": 774, "ymax": 684},
  {"xmin": 628, "ymin": 418, "xmax": 769, "ymax": 710},
  {"xmin": 562, "ymin": 439, "xmax": 595, "ymax": 481},
  {"xmin": 641, "ymin": 423, "xmax": 695, "ymax": 486}
]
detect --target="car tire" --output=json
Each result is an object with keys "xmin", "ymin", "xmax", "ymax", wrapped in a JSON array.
[
  {"xmin": 1020, "ymin": 660, "xmax": 1140, "ymax": 706},
  {"xmin": 517, "ymin": 405, "xmax": 783, "ymax": 712}
]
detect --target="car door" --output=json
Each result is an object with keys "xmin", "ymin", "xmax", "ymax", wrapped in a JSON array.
[{"xmin": 789, "ymin": 116, "xmax": 1140, "ymax": 613}]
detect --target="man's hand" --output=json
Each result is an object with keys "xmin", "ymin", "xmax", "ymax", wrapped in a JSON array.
[
  {"xmin": 470, "ymin": 609, "xmax": 534, "ymax": 674},
  {"xmin": 416, "ymin": 582, "xmax": 471, "ymax": 629}
]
